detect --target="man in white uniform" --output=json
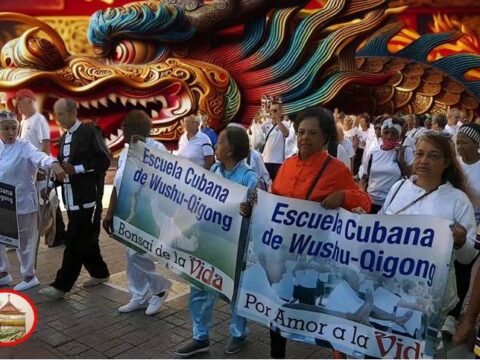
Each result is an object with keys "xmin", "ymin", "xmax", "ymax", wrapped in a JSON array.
[
  {"xmin": 261, "ymin": 99, "xmax": 292, "ymax": 181},
  {"xmin": 103, "ymin": 110, "xmax": 172, "ymax": 315}
]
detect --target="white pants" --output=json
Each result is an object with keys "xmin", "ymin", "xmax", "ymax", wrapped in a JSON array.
[
  {"xmin": 0, "ymin": 212, "xmax": 38, "ymax": 278},
  {"xmin": 126, "ymin": 248, "xmax": 171, "ymax": 303}
]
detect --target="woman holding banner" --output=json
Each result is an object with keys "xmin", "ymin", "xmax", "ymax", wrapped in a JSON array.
[
  {"xmin": 266, "ymin": 106, "xmax": 372, "ymax": 359},
  {"xmin": 175, "ymin": 125, "xmax": 258, "ymax": 358},
  {"xmin": 379, "ymin": 133, "xmax": 478, "ymax": 355},
  {"xmin": 0, "ymin": 111, "xmax": 65, "ymax": 291}
]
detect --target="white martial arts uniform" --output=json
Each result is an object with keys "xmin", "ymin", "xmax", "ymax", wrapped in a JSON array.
[
  {"xmin": 0, "ymin": 138, "xmax": 57, "ymax": 278},
  {"xmin": 115, "ymin": 138, "xmax": 172, "ymax": 303}
]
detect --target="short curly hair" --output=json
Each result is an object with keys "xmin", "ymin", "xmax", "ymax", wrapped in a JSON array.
[{"xmin": 294, "ymin": 106, "xmax": 338, "ymax": 146}]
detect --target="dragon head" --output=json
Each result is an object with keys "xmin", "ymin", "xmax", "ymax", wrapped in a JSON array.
[{"xmin": 0, "ymin": 5, "xmax": 239, "ymax": 153}]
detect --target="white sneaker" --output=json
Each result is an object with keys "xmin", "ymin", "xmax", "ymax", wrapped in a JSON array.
[
  {"xmin": 441, "ymin": 315, "xmax": 458, "ymax": 335},
  {"xmin": 145, "ymin": 290, "xmax": 169, "ymax": 316},
  {"xmin": 39, "ymin": 286, "xmax": 65, "ymax": 300},
  {"xmin": 118, "ymin": 300, "xmax": 148, "ymax": 313},
  {"xmin": 14, "ymin": 277, "xmax": 40, "ymax": 291},
  {"xmin": 0, "ymin": 274, "xmax": 12, "ymax": 286}
]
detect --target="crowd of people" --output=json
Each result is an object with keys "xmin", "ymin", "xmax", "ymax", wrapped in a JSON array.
[{"xmin": 1, "ymin": 89, "xmax": 480, "ymax": 358}]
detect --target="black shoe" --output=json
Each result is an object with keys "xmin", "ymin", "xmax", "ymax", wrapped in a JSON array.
[
  {"xmin": 50, "ymin": 232, "xmax": 66, "ymax": 247},
  {"xmin": 175, "ymin": 339, "xmax": 209, "ymax": 358},
  {"xmin": 49, "ymin": 239, "xmax": 64, "ymax": 248},
  {"xmin": 225, "ymin": 336, "xmax": 246, "ymax": 354}
]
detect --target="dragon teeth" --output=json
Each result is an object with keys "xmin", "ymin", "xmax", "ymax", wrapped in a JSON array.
[
  {"xmin": 151, "ymin": 109, "xmax": 159, "ymax": 118},
  {"xmin": 80, "ymin": 100, "xmax": 90, "ymax": 109},
  {"xmin": 105, "ymin": 129, "xmax": 123, "ymax": 146},
  {"xmin": 80, "ymin": 94, "xmax": 166, "ymax": 110},
  {"xmin": 108, "ymin": 94, "xmax": 117, "ymax": 103},
  {"xmin": 99, "ymin": 97, "xmax": 108, "ymax": 107}
]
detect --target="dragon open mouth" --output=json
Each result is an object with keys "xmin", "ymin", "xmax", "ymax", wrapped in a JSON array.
[
  {"xmin": 0, "ymin": 16, "xmax": 235, "ymax": 154},
  {"xmin": 29, "ymin": 82, "xmax": 192, "ymax": 153}
]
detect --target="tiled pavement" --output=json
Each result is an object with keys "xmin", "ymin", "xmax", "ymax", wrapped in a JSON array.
[{"xmin": 1, "ymin": 223, "xmax": 332, "ymax": 359}]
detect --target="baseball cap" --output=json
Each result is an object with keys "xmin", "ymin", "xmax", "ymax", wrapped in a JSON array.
[{"xmin": 14, "ymin": 89, "xmax": 36, "ymax": 101}]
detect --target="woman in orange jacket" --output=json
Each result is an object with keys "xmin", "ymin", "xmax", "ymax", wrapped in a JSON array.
[{"xmin": 268, "ymin": 106, "xmax": 372, "ymax": 358}]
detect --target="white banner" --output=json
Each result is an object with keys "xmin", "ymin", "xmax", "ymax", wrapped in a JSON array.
[
  {"xmin": 113, "ymin": 141, "xmax": 248, "ymax": 300},
  {"xmin": 236, "ymin": 190, "xmax": 453, "ymax": 358}
]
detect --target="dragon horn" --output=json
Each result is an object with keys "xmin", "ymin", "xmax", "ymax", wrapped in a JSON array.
[{"xmin": 0, "ymin": 12, "xmax": 69, "ymax": 59}]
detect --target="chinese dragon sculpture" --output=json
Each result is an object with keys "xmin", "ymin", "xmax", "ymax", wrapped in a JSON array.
[{"xmin": 0, "ymin": 0, "xmax": 479, "ymax": 153}]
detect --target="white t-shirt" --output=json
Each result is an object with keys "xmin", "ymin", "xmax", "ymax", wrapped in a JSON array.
[
  {"xmin": 343, "ymin": 127, "xmax": 359, "ymax": 143},
  {"xmin": 401, "ymin": 136, "xmax": 415, "ymax": 149},
  {"xmin": 341, "ymin": 138, "xmax": 355, "ymax": 159},
  {"xmin": 19, "ymin": 112, "xmax": 50, "ymax": 151},
  {"xmin": 357, "ymin": 137, "xmax": 378, "ymax": 179},
  {"xmin": 338, "ymin": 139, "xmax": 354, "ymax": 172},
  {"xmin": 246, "ymin": 149, "xmax": 271, "ymax": 189},
  {"xmin": 459, "ymin": 158, "xmax": 480, "ymax": 224},
  {"xmin": 380, "ymin": 178, "xmax": 477, "ymax": 264},
  {"xmin": 360, "ymin": 137, "xmax": 382, "ymax": 175},
  {"xmin": 336, "ymin": 143, "xmax": 350, "ymax": 170},
  {"xmin": 177, "ymin": 131, "xmax": 214, "ymax": 168},
  {"xmin": 406, "ymin": 127, "xmax": 426, "ymax": 141},
  {"xmin": 445, "ymin": 124, "xmax": 460, "ymax": 137},
  {"xmin": 249, "ymin": 122, "xmax": 265, "ymax": 151},
  {"xmin": 284, "ymin": 120, "xmax": 297, "ymax": 159},
  {"xmin": 364, "ymin": 147, "xmax": 414, "ymax": 205},
  {"xmin": 262, "ymin": 119, "xmax": 292, "ymax": 164},
  {"xmin": 357, "ymin": 125, "xmax": 376, "ymax": 151}
]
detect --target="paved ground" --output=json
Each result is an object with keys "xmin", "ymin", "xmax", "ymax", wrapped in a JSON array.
[{"xmin": 1, "ymin": 215, "xmax": 332, "ymax": 359}]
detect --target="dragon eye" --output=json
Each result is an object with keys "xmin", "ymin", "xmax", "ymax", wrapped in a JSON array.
[
  {"xmin": 113, "ymin": 39, "xmax": 157, "ymax": 64},
  {"xmin": 1, "ymin": 39, "xmax": 19, "ymax": 68}
]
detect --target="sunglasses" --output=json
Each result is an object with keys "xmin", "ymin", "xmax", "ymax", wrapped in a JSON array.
[{"xmin": 0, "ymin": 111, "xmax": 17, "ymax": 120}]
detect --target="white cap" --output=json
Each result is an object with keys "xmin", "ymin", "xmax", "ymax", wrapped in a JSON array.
[{"xmin": 0, "ymin": 111, "xmax": 18, "ymax": 123}]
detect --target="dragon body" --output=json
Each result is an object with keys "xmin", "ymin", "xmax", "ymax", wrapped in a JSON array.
[{"xmin": 0, "ymin": 0, "xmax": 479, "ymax": 153}]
